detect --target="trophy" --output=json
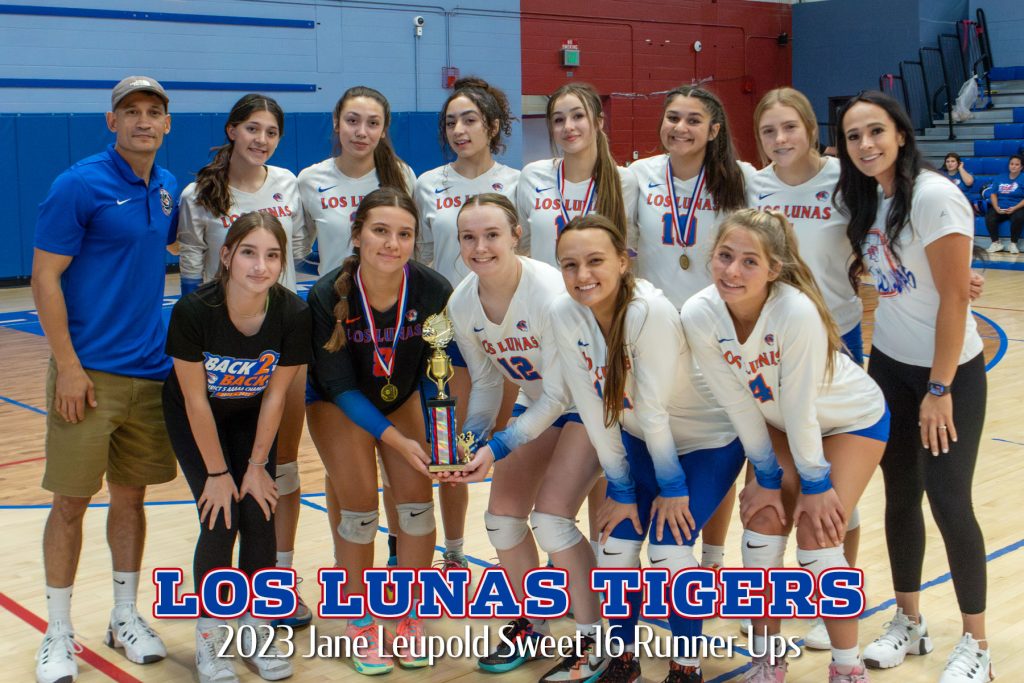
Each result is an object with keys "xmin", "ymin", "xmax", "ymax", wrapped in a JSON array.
[{"xmin": 422, "ymin": 312, "xmax": 471, "ymax": 472}]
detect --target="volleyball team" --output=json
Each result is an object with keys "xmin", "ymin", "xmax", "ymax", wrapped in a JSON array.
[{"xmin": 33, "ymin": 75, "xmax": 992, "ymax": 683}]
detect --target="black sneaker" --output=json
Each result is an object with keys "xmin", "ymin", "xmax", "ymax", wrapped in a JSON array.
[
  {"xmin": 663, "ymin": 660, "xmax": 703, "ymax": 683},
  {"xmin": 538, "ymin": 635, "xmax": 609, "ymax": 682},
  {"xmin": 478, "ymin": 618, "xmax": 543, "ymax": 673},
  {"xmin": 596, "ymin": 652, "xmax": 641, "ymax": 683}
]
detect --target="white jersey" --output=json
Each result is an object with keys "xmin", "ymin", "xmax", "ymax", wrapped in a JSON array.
[
  {"xmin": 551, "ymin": 279, "xmax": 735, "ymax": 503},
  {"xmin": 414, "ymin": 162, "xmax": 520, "ymax": 286},
  {"xmin": 449, "ymin": 257, "xmax": 572, "ymax": 453},
  {"xmin": 516, "ymin": 159, "xmax": 639, "ymax": 267},
  {"xmin": 177, "ymin": 165, "xmax": 310, "ymax": 292},
  {"xmin": 681, "ymin": 282, "xmax": 885, "ymax": 491},
  {"xmin": 862, "ymin": 171, "xmax": 984, "ymax": 367},
  {"xmin": 747, "ymin": 157, "xmax": 862, "ymax": 334},
  {"xmin": 297, "ymin": 158, "xmax": 417, "ymax": 274},
  {"xmin": 631, "ymin": 155, "xmax": 756, "ymax": 309}
]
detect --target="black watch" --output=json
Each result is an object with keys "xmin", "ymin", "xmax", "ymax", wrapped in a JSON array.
[{"xmin": 927, "ymin": 381, "xmax": 950, "ymax": 397}]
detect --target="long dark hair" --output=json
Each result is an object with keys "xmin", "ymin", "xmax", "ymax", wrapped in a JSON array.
[
  {"xmin": 835, "ymin": 91, "xmax": 922, "ymax": 290},
  {"xmin": 438, "ymin": 77, "xmax": 515, "ymax": 160},
  {"xmin": 546, "ymin": 83, "xmax": 628, "ymax": 242},
  {"xmin": 662, "ymin": 85, "xmax": 746, "ymax": 213},
  {"xmin": 194, "ymin": 94, "xmax": 285, "ymax": 217},
  {"xmin": 323, "ymin": 187, "xmax": 419, "ymax": 352},
  {"xmin": 556, "ymin": 214, "xmax": 635, "ymax": 428},
  {"xmin": 333, "ymin": 86, "xmax": 411, "ymax": 194}
]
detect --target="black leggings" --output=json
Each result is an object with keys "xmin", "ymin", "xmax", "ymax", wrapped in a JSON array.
[
  {"xmin": 163, "ymin": 393, "xmax": 278, "ymax": 605},
  {"xmin": 985, "ymin": 205, "xmax": 1024, "ymax": 242},
  {"xmin": 868, "ymin": 348, "xmax": 987, "ymax": 614}
]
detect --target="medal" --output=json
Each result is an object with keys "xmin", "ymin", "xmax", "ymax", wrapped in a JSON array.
[
  {"xmin": 355, "ymin": 265, "xmax": 409, "ymax": 403},
  {"xmin": 381, "ymin": 383, "xmax": 399, "ymax": 402},
  {"xmin": 679, "ymin": 254, "xmax": 690, "ymax": 270},
  {"xmin": 555, "ymin": 159, "xmax": 597, "ymax": 232},
  {"xmin": 666, "ymin": 159, "xmax": 705, "ymax": 269}
]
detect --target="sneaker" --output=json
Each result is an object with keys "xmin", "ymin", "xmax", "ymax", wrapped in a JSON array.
[
  {"xmin": 105, "ymin": 607, "xmax": 167, "ymax": 664},
  {"xmin": 439, "ymin": 550, "xmax": 469, "ymax": 570},
  {"xmin": 389, "ymin": 616, "xmax": 430, "ymax": 669},
  {"xmin": 1010, "ymin": 242, "xmax": 1020, "ymax": 255},
  {"xmin": 273, "ymin": 578, "xmax": 313, "ymax": 629},
  {"xmin": 986, "ymin": 241, "xmax": 1003, "ymax": 253},
  {"xmin": 803, "ymin": 617, "xmax": 831, "ymax": 650},
  {"xmin": 239, "ymin": 623, "xmax": 293, "ymax": 680},
  {"xmin": 862, "ymin": 608, "xmax": 932, "ymax": 669},
  {"xmin": 195, "ymin": 625, "xmax": 238, "ymax": 683},
  {"xmin": 595, "ymin": 652, "xmax": 641, "ymax": 683},
  {"xmin": 664, "ymin": 660, "xmax": 703, "ymax": 682},
  {"xmin": 938, "ymin": 634, "xmax": 994, "ymax": 683},
  {"xmin": 828, "ymin": 660, "xmax": 869, "ymax": 682},
  {"xmin": 347, "ymin": 620, "xmax": 393, "ymax": 676},
  {"xmin": 478, "ymin": 618, "xmax": 543, "ymax": 673},
  {"xmin": 36, "ymin": 625, "xmax": 81, "ymax": 683},
  {"xmin": 743, "ymin": 657, "xmax": 787, "ymax": 682},
  {"xmin": 538, "ymin": 635, "xmax": 608, "ymax": 682}
]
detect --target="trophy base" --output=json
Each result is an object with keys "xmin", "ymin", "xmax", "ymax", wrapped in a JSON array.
[{"xmin": 428, "ymin": 463, "xmax": 466, "ymax": 473}]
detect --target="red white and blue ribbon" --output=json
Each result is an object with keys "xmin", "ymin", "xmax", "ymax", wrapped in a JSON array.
[
  {"xmin": 665, "ymin": 159, "xmax": 705, "ymax": 247},
  {"xmin": 355, "ymin": 264, "xmax": 409, "ymax": 380},
  {"xmin": 555, "ymin": 159, "xmax": 597, "ymax": 227}
]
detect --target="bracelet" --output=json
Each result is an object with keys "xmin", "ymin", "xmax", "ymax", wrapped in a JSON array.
[
  {"xmin": 248, "ymin": 458, "xmax": 269, "ymax": 467},
  {"xmin": 207, "ymin": 469, "xmax": 230, "ymax": 478}
]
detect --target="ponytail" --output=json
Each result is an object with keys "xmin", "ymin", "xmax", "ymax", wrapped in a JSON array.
[{"xmin": 323, "ymin": 253, "xmax": 359, "ymax": 352}]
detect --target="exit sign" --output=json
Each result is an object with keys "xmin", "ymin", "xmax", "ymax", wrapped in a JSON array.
[{"xmin": 561, "ymin": 40, "xmax": 580, "ymax": 67}]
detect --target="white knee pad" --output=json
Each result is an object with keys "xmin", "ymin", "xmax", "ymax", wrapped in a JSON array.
[
  {"xmin": 795, "ymin": 545, "xmax": 847, "ymax": 581},
  {"xmin": 741, "ymin": 530, "xmax": 787, "ymax": 569},
  {"xmin": 338, "ymin": 509, "xmax": 379, "ymax": 544},
  {"xmin": 484, "ymin": 512, "xmax": 529, "ymax": 551},
  {"xmin": 846, "ymin": 506, "xmax": 860, "ymax": 532},
  {"xmin": 530, "ymin": 511, "xmax": 584, "ymax": 555},
  {"xmin": 275, "ymin": 461, "xmax": 300, "ymax": 496},
  {"xmin": 647, "ymin": 543, "xmax": 698, "ymax": 575},
  {"xmin": 396, "ymin": 502, "xmax": 435, "ymax": 536},
  {"xmin": 597, "ymin": 537, "xmax": 643, "ymax": 569}
]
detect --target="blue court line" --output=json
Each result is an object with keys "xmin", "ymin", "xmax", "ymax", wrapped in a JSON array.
[
  {"xmin": 0, "ymin": 394, "xmax": 46, "ymax": 415},
  {"xmin": 992, "ymin": 437, "xmax": 1024, "ymax": 447},
  {"xmin": 973, "ymin": 311, "xmax": 1008, "ymax": 370},
  {"xmin": 972, "ymin": 259, "xmax": 1024, "ymax": 271}
]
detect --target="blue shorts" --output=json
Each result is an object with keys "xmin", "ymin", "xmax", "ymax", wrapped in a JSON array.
[
  {"xmin": 846, "ymin": 403, "xmax": 891, "ymax": 443},
  {"xmin": 511, "ymin": 403, "xmax": 582, "ymax": 429},
  {"xmin": 449, "ymin": 340, "xmax": 467, "ymax": 368},
  {"xmin": 611, "ymin": 433, "xmax": 745, "ymax": 546},
  {"xmin": 305, "ymin": 379, "xmax": 325, "ymax": 406},
  {"xmin": 841, "ymin": 323, "xmax": 865, "ymax": 366}
]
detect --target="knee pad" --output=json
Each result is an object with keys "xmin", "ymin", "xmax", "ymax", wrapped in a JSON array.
[
  {"xmin": 647, "ymin": 543, "xmax": 698, "ymax": 575},
  {"xmin": 396, "ymin": 502, "xmax": 435, "ymax": 536},
  {"xmin": 795, "ymin": 545, "xmax": 847, "ymax": 581},
  {"xmin": 847, "ymin": 506, "xmax": 860, "ymax": 532},
  {"xmin": 740, "ymin": 530, "xmax": 787, "ymax": 569},
  {"xmin": 275, "ymin": 461, "xmax": 300, "ymax": 496},
  {"xmin": 338, "ymin": 509, "xmax": 379, "ymax": 544},
  {"xmin": 484, "ymin": 512, "xmax": 529, "ymax": 551},
  {"xmin": 530, "ymin": 511, "xmax": 584, "ymax": 555},
  {"xmin": 376, "ymin": 451, "xmax": 391, "ymax": 488},
  {"xmin": 597, "ymin": 537, "xmax": 643, "ymax": 569}
]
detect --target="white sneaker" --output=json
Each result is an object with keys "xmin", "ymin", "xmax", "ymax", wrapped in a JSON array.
[
  {"xmin": 36, "ymin": 624, "xmax": 81, "ymax": 683},
  {"xmin": 803, "ymin": 617, "xmax": 831, "ymax": 650},
  {"xmin": 196, "ymin": 625, "xmax": 238, "ymax": 683},
  {"xmin": 1010, "ymin": 242, "xmax": 1020, "ymax": 254},
  {"xmin": 239, "ymin": 622, "xmax": 293, "ymax": 680},
  {"xmin": 938, "ymin": 634, "xmax": 994, "ymax": 683},
  {"xmin": 863, "ymin": 608, "xmax": 932, "ymax": 669},
  {"xmin": 740, "ymin": 618, "xmax": 752, "ymax": 635},
  {"xmin": 986, "ymin": 241, "xmax": 1004, "ymax": 253},
  {"xmin": 105, "ymin": 606, "xmax": 167, "ymax": 664}
]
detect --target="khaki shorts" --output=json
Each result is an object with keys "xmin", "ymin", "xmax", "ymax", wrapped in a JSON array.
[{"xmin": 42, "ymin": 359, "xmax": 176, "ymax": 497}]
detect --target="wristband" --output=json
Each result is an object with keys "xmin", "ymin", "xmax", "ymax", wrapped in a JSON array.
[
  {"xmin": 248, "ymin": 459, "xmax": 268, "ymax": 467},
  {"xmin": 207, "ymin": 469, "xmax": 230, "ymax": 477}
]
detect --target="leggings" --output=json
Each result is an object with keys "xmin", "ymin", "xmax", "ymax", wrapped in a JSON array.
[
  {"xmin": 985, "ymin": 205, "xmax": 1024, "ymax": 242},
  {"xmin": 163, "ymin": 391, "xmax": 278, "ymax": 609},
  {"xmin": 868, "ymin": 348, "xmax": 987, "ymax": 614}
]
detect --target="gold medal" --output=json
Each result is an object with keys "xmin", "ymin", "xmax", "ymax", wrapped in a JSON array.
[
  {"xmin": 381, "ymin": 383, "xmax": 398, "ymax": 402},
  {"xmin": 678, "ymin": 253, "xmax": 690, "ymax": 270}
]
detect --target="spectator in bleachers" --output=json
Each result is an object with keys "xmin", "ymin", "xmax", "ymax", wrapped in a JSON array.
[
  {"xmin": 942, "ymin": 153, "xmax": 975, "ymax": 193},
  {"xmin": 984, "ymin": 153, "xmax": 1024, "ymax": 253}
]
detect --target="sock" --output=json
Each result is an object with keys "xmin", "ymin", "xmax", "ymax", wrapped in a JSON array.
[
  {"xmin": 197, "ymin": 617, "xmax": 222, "ymax": 632},
  {"xmin": 387, "ymin": 534, "xmax": 398, "ymax": 559},
  {"xmin": 530, "ymin": 619, "xmax": 551, "ymax": 636},
  {"xmin": 673, "ymin": 656, "xmax": 700, "ymax": 667},
  {"xmin": 445, "ymin": 538, "xmax": 464, "ymax": 555},
  {"xmin": 701, "ymin": 543, "xmax": 725, "ymax": 568},
  {"xmin": 46, "ymin": 585, "xmax": 73, "ymax": 631},
  {"xmin": 831, "ymin": 644, "xmax": 860, "ymax": 668},
  {"xmin": 276, "ymin": 550, "xmax": 294, "ymax": 568},
  {"xmin": 112, "ymin": 571, "xmax": 139, "ymax": 613},
  {"xmin": 576, "ymin": 622, "xmax": 600, "ymax": 640}
]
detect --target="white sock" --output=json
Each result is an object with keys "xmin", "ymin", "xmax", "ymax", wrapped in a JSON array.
[
  {"xmin": 701, "ymin": 543, "xmax": 725, "ymax": 568},
  {"xmin": 112, "ymin": 571, "xmax": 139, "ymax": 612},
  {"xmin": 445, "ymin": 538, "xmax": 464, "ymax": 555},
  {"xmin": 197, "ymin": 617, "xmax": 223, "ymax": 632},
  {"xmin": 276, "ymin": 550, "xmax": 294, "ymax": 568},
  {"xmin": 673, "ymin": 656, "xmax": 700, "ymax": 667},
  {"xmin": 45, "ymin": 585, "xmax": 73, "ymax": 631},
  {"xmin": 831, "ymin": 644, "xmax": 861, "ymax": 667},
  {"xmin": 530, "ymin": 619, "xmax": 551, "ymax": 635},
  {"xmin": 576, "ymin": 622, "xmax": 600, "ymax": 640}
]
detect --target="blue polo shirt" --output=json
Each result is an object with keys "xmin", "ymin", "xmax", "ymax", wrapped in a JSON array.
[{"xmin": 35, "ymin": 144, "xmax": 177, "ymax": 380}]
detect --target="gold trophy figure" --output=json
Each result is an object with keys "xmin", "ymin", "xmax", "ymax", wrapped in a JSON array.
[{"xmin": 422, "ymin": 313, "xmax": 468, "ymax": 472}]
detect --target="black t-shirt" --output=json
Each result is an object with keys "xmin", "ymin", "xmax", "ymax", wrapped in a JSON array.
[
  {"xmin": 308, "ymin": 260, "xmax": 453, "ymax": 414},
  {"xmin": 165, "ymin": 282, "xmax": 312, "ymax": 417}
]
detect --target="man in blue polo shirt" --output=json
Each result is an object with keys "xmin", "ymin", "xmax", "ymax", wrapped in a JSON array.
[{"xmin": 32, "ymin": 76, "xmax": 176, "ymax": 683}]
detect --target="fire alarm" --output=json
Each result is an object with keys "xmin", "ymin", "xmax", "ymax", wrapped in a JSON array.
[{"xmin": 693, "ymin": 40, "xmax": 703, "ymax": 53}]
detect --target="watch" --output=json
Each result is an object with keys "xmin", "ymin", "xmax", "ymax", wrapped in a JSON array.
[{"xmin": 927, "ymin": 381, "xmax": 950, "ymax": 397}]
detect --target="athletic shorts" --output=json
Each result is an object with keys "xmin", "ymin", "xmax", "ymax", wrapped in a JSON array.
[
  {"xmin": 844, "ymin": 403, "xmax": 891, "ymax": 443},
  {"xmin": 511, "ymin": 403, "xmax": 582, "ymax": 429},
  {"xmin": 841, "ymin": 323, "xmax": 864, "ymax": 366},
  {"xmin": 42, "ymin": 358, "xmax": 176, "ymax": 497}
]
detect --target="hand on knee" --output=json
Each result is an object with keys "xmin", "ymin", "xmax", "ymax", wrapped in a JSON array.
[{"xmin": 746, "ymin": 506, "xmax": 787, "ymax": 536}]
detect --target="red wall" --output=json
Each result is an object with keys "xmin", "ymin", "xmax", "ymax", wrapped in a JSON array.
[{"xmin": 521, "ymin": 0, "xmax": 793, "ymax": 164}]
